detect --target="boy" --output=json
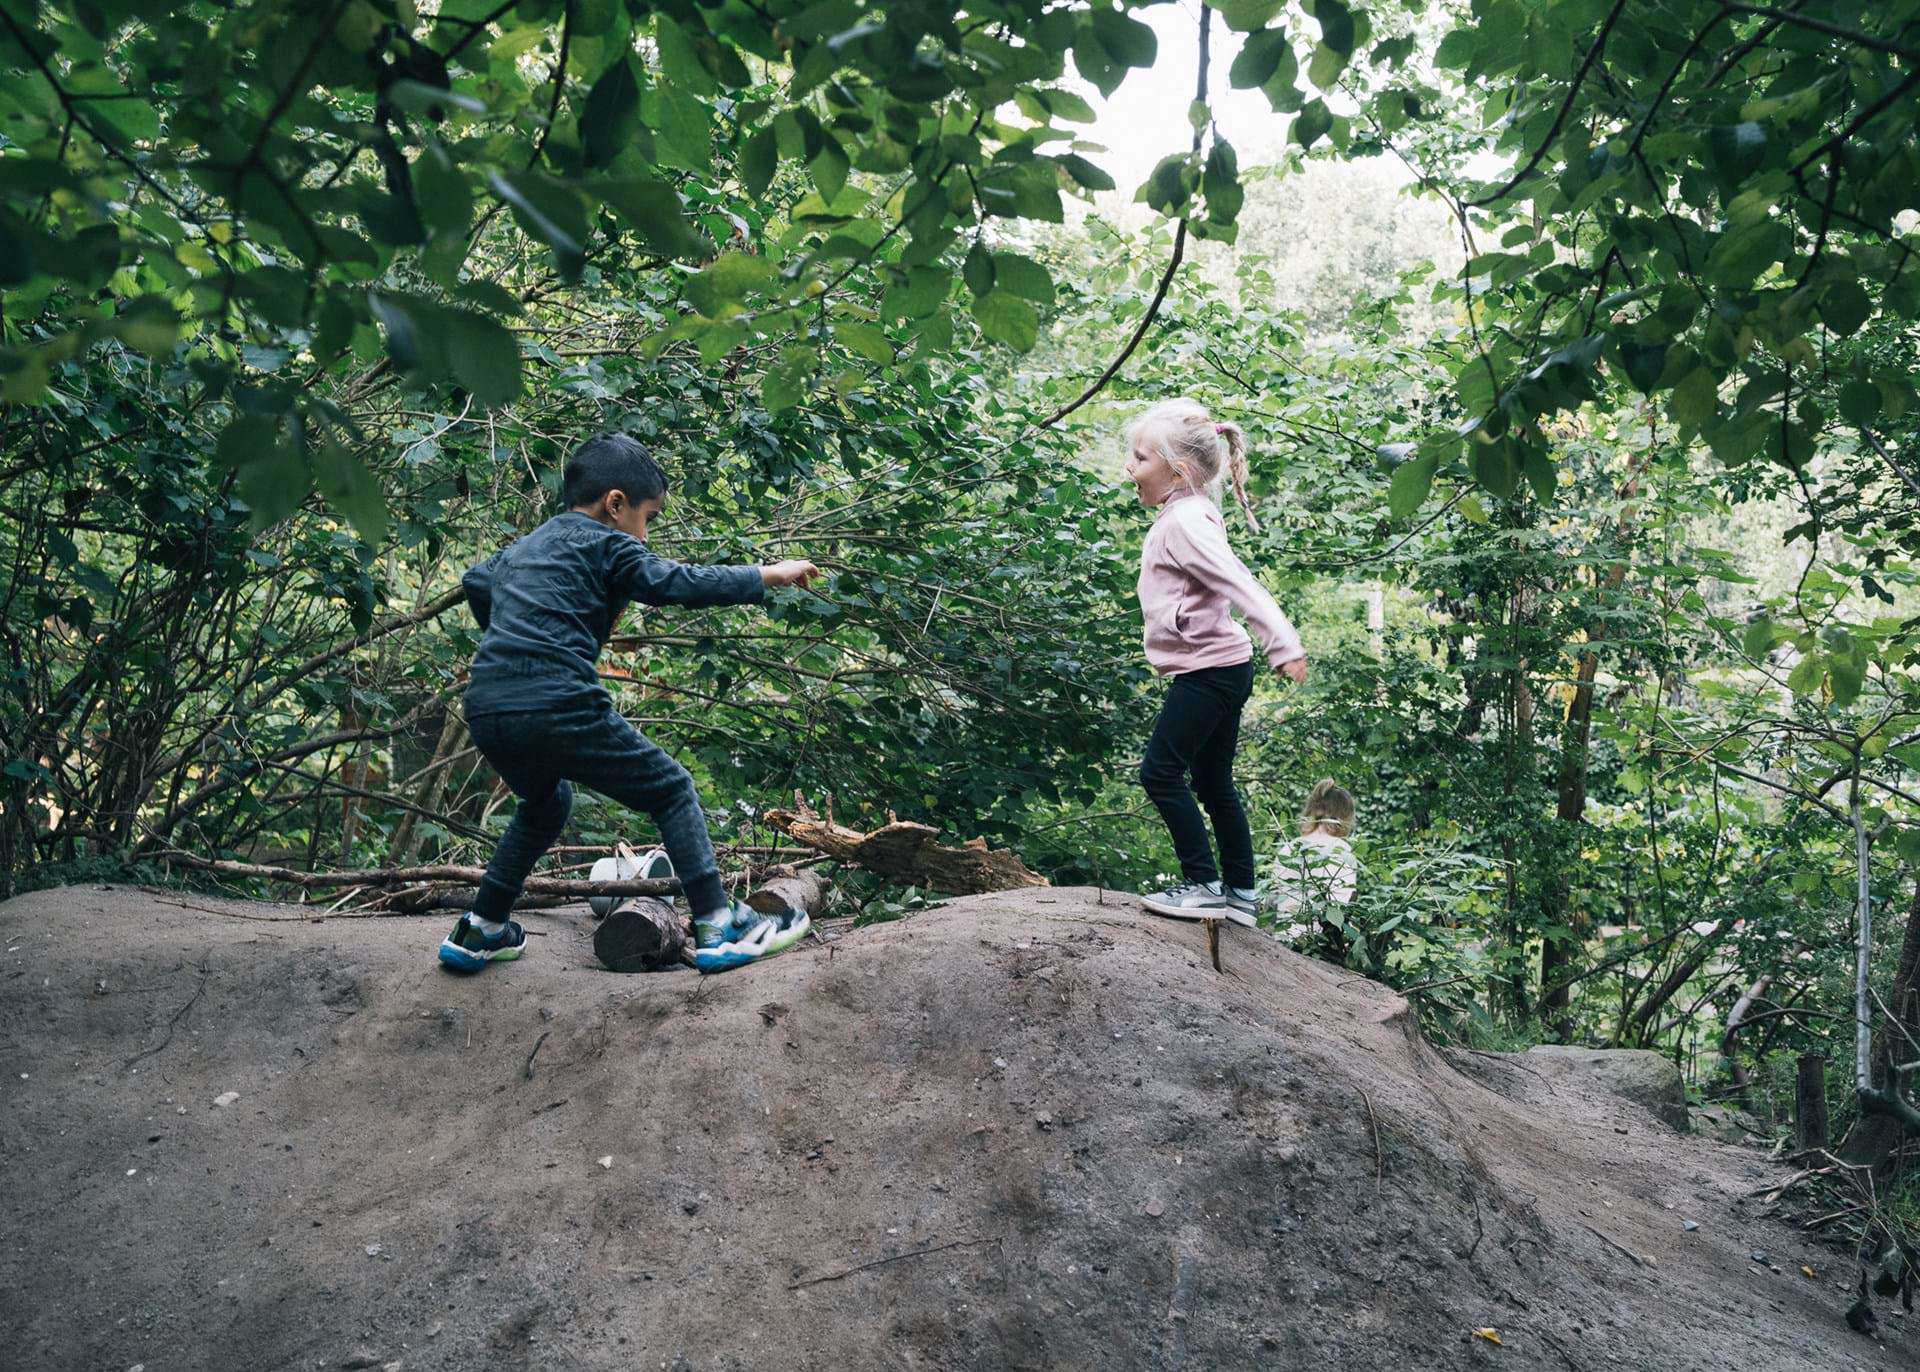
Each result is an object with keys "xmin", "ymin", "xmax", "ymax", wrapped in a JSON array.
[{"xmin": 439, "ymin": 432, "xmax": 821, "ymax": 975}]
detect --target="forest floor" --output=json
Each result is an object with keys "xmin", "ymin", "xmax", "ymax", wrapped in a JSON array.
[{"xmin": 0, "ymin": 883, "xmax": 1900, "ymax": 1371}]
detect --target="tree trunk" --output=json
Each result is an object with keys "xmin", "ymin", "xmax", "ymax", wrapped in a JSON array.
[
  {"xmin": 1849, "ymin": 876, "xmax": 1920, "ymax": 1168},
  {"xmin": 1794, "ymin": 1052, "xmax": 1830, "ymax": 1154},
  {"xmin": 1718, "ymin": 975, "xmax": 1770, "ymax": 1105}
]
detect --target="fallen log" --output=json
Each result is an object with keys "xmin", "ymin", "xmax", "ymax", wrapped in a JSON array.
[
  {"xmin": 763, "ymin": 803, "xmax": 1046, "ymax": 895},
  {"xmin": 157, "ymin": 851, "xmax": 735, "ymax": 900},
  {"xmin": 747, "ymin": 865, "xmax": 831, "ymax": 918},
  {"xmin": 593, "ymin": 897, "xmax": 691, "ymax": 972}
]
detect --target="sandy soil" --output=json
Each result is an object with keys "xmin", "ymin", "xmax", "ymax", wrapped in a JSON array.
[{"xmin": 0, "ymin": 883, "xmax": 1902, "ymax": 1371}]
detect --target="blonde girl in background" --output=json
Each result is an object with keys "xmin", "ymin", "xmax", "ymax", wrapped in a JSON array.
[
  {"xmin": 1262, "ymin": 779, "xmax": 1360, "ymax": 949},
  {"xmin": 1121, "ymin": 398, "xmax": 1309, "ymax": 921}
]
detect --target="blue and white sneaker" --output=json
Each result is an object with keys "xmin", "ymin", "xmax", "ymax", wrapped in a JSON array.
[
  {"xmin": 692, "ymin": 899, "xmax": 811, "ymax": 975},
  {"xmin": 438, "ymin": 913, "xmax": 527, "ymax": 973}
]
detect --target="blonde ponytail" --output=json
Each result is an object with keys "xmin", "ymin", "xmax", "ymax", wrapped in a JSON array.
[
  {"xmin": 1121, "ymin": 398, "xmax": 1261, "ymax": 528},
  {"xmin": 1214, "ymin": 419, "xmax": 1260, "ymax": 532}
]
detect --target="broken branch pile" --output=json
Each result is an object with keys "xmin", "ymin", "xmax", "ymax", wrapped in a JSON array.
[{"xmin": 764, "ymin": 799, "xmax": 1046, "ymax": 894}]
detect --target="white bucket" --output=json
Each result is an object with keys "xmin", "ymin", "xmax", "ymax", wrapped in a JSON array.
[{"xmin": 587, "ymin": 853, "xmax": 638, "ymax": 917}]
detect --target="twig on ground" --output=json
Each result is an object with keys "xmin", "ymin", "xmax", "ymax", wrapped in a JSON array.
[
  {"xmin": 1358, "ymin": 1086, "xmax": 1383, "ymax": 1194},
  {"xmin": 788, "ymin": 1236, "xmax": 993, "ymax": 1290},
  {"xmin": 524, "ymin": 1030, "xmax": 551, "ymax": 1080},
  {"xmin": 1581, "ymin": 1223, "xmax": 1645, "ymax": 1267},
  {"xmin": 121, "ymin": 954, "xmax": 211, "ymax": 1070}
]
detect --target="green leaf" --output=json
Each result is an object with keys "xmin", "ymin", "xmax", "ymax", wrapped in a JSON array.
[
  {"xmin": 312, "ymin": 429, "xmax": 389, "ymax": 547},
  {"xmin": 834, "ymin": 321, "xmax": 892, "ymax": 364},
  {"xmin": 1671, "ymin": 367, "xmax": 1718, "ymax": 431},
  {"xmin": 688, "ymin": 251, "xmax": 779, "ymax": 315},
  {"xmin": 1217, "ymin": 1, "xmax": 1285, "ymax": 31},
  {"xmin": 1090, "ymin": 10, "xmax": 1157, "ymax": 67},
  {"xmin": 741, "ymin": 126, "xmax": 778, "ymax": 198},
  {"xmin": 1470, "ymin": 442, "xmax": 1518, "ymax": 498},
  {"xmin": 413, "ymin": 143, "xmax": 473, "ymax": 241},
  {"xmin": 883, "ymin": 265, "xmax": 950, "ymax": 318},
  {"xmin": 1312, "ymin": 0, "xmax": 1355, "ymax": 56},
  {"xmin": 963, "ymin": 240, "xmax": 995, "ymax": 297},
  {"xmin": 646, "ymin": 84, "xmax": 712, "ymax": 172},
  {"xmin": 230, "ymin": 417, "xmax": 309, "ymax": 534},
  {"xmin": 1294, "ymin": 99, "xmax": 1332, "ymax": 149},
  {"xmin": 1307, "ymin": 42, "xmax": 1347, "ymax": 91},
  {"xmin": 487, "ymin": 171, "xmax": 587, "ymax": 278},
  {"xmin": 596, "ymin": 177, "xmax": 713, "ymax": 259},
  {"xmin": 992, "ymin": 252, "xmax": 1054, "ymax": 306},
  {"xmin": 811, "ymin": 138, "xmax": 849, "ymax": 202},
  {"xmin": 113, "ymin": 297, "xmax": 178, "ymax": 356},
  {"xmin": 1057, "ymin": 153, "xmax": 1116, "ymax": 192},
  {"xmin": 1203, "ymin": 137, "xmax": 1242, "ymax": 222},
  {"xmin": 1819, "ymin": 277, "xmax": 1872, "ymax": 337},
  {"xmin": 1618, "ymin": 340, "xmax": 1668, "ymax": 392},
  {"xmin": 1785, "ymin": 651, "xmax": 1824, "ymax": 696},
  {"xmin": 1741, "ymin": 616, "xmax": 1775, "ymax": 660},
  {"xmin": 1839, "ymin": 377, "xmax": 1881, "ymax": 427},
  {"xmin": 582, "ymin": 55, "xmax": 641, "ymax": 169},
  {"xmin": 1229, "ymin": 27, "xmax": 1290, "ymax": 89},
  {"xmin": 1387, "ymin": 451, "xmax": 1436, "ymax": 519},
  {"xmin": 974, "ymin": 291, "xmax": 1039, "ymax": 351},
  {"xmin": 655, "ymin": 16, "xmax": 719, "ymax": 97},
  {"xmin": 387, "ymin": 79, "xmax": 486, "ymax": 116},
  {"xmin": 1707, "ymin": 121, "xmax": 1767, "ymax": 182},
  {"xmin": 445, "ymin": 309, "xmax": 522, "ymax": 406}
]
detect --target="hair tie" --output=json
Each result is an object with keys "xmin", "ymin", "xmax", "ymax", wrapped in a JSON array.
[{"xmin": 1213, "ymin": 422, "xmax": 1227, "ymax": 435}]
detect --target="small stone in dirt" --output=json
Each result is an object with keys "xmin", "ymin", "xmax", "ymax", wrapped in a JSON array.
[
  {"xmin": 212, "ymin": 1091, "xmax": 239, "ymax": 1108},
  {"xmin": 341, "ymin": 1349, "xmax": 382, "ymax": 1369},
  {"xmin": 1750, "ymin": 1251, "xmax": 1770, "ymax": 1266},
  {"xmin": 682, "ymin": 1199, "xmax": 700, "ymax": 1215},
  {"xmin": 598, "ymin": 1156, "xmax": 613, "ymax": 1169},
  {"xmin": 426, "ymin": 1322, "xmax": 443, "ymax": 1339},
  {"xmin": 1144, "ymin": 1199, "xmax": 1164, "ymax": 1218},
  {"xmin": 1682, "ymin": 1219, "xmax": 1699, "ymax": 1232},
  {"xmin": 993, "ymin": 1057, "xmax": 1008, "ymax": 1070},
  {"xmin": 1035, "ymin": 1111, "xmax": 1053, "ymax": 1130},
  {"xmin": 365, "ymin": 1244, "xmax": 383, "ymax": 1258}
]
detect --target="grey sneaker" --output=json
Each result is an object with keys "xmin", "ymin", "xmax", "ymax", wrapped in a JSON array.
[
  {"xmin": 1223, "ymin": 887, "xmax": 1260, "ymax": 927},
  {"xmin": 1140, "ymin": 881, "xmax": 1229, "ymax": 919}
]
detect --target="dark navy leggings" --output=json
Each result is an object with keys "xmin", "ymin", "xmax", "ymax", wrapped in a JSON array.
[{"xmin": 1138, "ymin": 660, "xmax": 1257, "ymax": 890}]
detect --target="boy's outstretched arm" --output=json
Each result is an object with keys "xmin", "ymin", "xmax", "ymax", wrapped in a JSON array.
[
  {"xmin": 607, "ymin": 538, "xmax": 820, "ymax": 607},
  {"xmin": 462, "ymin": 554, "xmax": 499, "ymax": 630}
]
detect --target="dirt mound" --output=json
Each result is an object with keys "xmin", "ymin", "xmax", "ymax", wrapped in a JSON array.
[{"xmin": 0, "ymin": 884, "xmax": 1898, "ymax": 1371}]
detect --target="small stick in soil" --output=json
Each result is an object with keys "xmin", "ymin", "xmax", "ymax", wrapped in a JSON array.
[
  {"xmin": 1358, "ymin": 1086, "xmax": 1383, "ymax": 1194},
  {"xmin": 1581, "ymin": 1222, "xmax": 1644, "ymax": 1268},
  {"xmin": 1468, "ymin": 1189, "xmax": 1485, "ymax": 1259},
  {"xmin": 1206, "ymin": 917, "xmax": 1222, "ymax": 973},
  {"xmin": 524, "ymin": 1030, "xmax": 551, "ymax": 1080},
  {"xmin": 788, "ymin": 1236, "xmax": 993, "ymax": 1290}
]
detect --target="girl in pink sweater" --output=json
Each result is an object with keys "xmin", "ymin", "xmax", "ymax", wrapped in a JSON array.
[{"xmin": 1122, "ymin": 399, "xmax": 1308, "ymax": 921}]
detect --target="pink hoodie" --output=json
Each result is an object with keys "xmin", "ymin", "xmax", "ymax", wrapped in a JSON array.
[{"xmin": 1138, "ymin": 491, "xmax": 1304, "ymax": 676}]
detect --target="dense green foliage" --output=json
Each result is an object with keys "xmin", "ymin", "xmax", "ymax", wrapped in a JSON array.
[{"xmin": 7, "ymin": 0, "xmax": 1920, "ymax": 1263}]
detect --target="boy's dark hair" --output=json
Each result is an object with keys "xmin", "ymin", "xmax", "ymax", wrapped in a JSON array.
[{"xmin": 563, "ymin": 432, "xmax": 668, "ymax": 509}]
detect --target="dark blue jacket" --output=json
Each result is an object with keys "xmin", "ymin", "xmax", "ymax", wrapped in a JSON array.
[{"xmin": 461, "ymin": 511, "xmax": 763, "ymax": 717}]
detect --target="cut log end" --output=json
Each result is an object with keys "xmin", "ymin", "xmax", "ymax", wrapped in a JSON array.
[{"xmin": 592, "ymin": 898, "xmax": 688, "ymax": 973}]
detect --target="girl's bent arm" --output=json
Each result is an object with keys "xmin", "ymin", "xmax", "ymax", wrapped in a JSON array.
[{"xmin": 1167, "ymin": 512, "xmax": 1304, "ymax": 668}]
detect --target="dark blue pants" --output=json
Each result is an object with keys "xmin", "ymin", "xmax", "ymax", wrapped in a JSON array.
[
  {"xmin": 466, "ymin": 701, "xmax": 728, "ymax": 920},
  {"xmin": 1139, "ymin": 660, "xmax": 1257, "ymax": 890}
]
